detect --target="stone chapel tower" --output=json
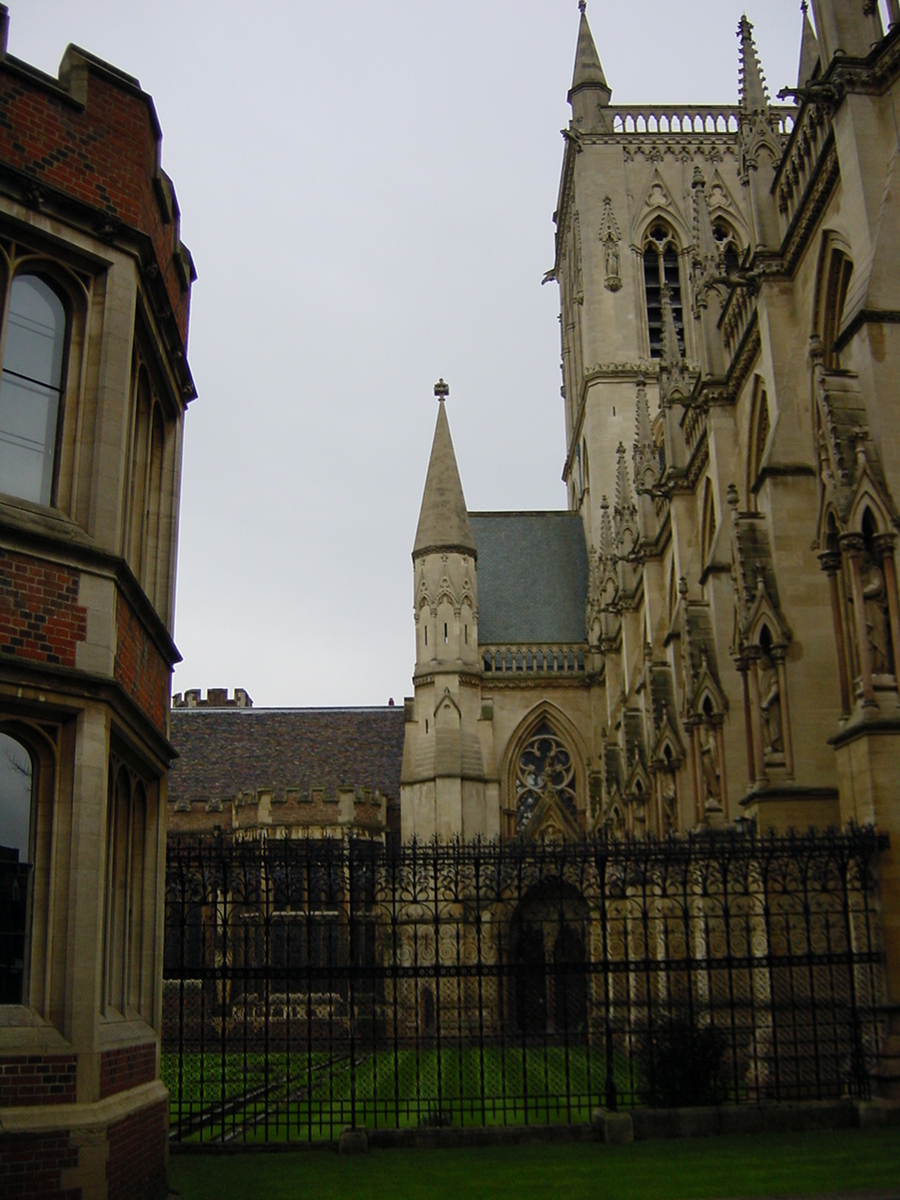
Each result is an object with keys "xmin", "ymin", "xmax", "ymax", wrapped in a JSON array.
[{"xmin": 400, "ymin": 383, "xmax": 498, "ymax": 841}]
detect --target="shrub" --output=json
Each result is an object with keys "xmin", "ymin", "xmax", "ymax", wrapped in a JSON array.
[{"xmin": 637, "ymin": 1011, "xmax": 729, "ymax": 1108}]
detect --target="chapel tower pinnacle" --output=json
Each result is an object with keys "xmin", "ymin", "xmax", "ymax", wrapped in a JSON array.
[{"xmin": 568, "ymin": 1, "xmax": 611, "ymax": 132}]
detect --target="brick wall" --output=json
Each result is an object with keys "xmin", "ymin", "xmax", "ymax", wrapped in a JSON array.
[
  {"xmin": 0, "ymin": 59, "xmax": 189, "ymax": 339},
  {"xmin": 0, "ymin": 551, "xmax": 87, "ymax": 667},
  {"xmin": 0, "ymin": 1131, "xmax": 80, "ymax": 1200},
  {"xmin": 99, "ymin": 1043, "xmax": 157, "ymax": 1100},
  {"xmin": 0, "ymin": 1056, "xmax": 77, "ymax": 1108},
  {"xmin": 114, "ymin": 592, "xmax": 168, "ymax": 733},
  {"xmin": 106, "ymin": 1098, "xmax": 168, "ymax": 1200}
]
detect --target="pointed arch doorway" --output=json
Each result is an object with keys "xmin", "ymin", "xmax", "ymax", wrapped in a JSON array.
[{"xmin": 509, "ymin": 879, "xmax": 589, "ymax": 1039}]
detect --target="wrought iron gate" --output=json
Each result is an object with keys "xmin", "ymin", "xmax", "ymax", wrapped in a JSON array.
[{"xmin": 162, "ymin": 827, "xmax": 887, "ymax": 1143}]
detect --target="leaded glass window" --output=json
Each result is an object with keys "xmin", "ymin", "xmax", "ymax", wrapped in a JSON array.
[
  {"xmin": 0, "ymin": 275, "xmax": 67, "ymax": 506},
  {"xmin": 515, "ymin": 721, "xmax": 577, "ymax": 832}
]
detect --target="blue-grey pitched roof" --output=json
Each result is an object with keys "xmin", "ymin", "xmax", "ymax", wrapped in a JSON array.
[{"xmin": 469, "ymin": 512, "xmax": 588, "ymax": 644}]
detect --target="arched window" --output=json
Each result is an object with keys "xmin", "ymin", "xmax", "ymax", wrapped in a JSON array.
[
  {"xmin": 515, "ymin": 721, "xmax": 577, "ymax": 833},
  {"xmin": 822, "ymin": 249, "xmax": 853, "ymax": 369},
  {"xmin": 643, "ymin": 222, "xmax": 683, "ymax": 358},
  {"xmin": 0, "ymin": 732, "xmax": 34, "ymax": 1004},
  {"xmin": 0, "ymin": 274, "xmax": 67, "ymax": 506}
]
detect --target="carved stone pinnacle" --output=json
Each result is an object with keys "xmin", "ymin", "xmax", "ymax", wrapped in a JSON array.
[{"xmin": 434, "ymin": 378, "xmax": 449, "ymax": 402}]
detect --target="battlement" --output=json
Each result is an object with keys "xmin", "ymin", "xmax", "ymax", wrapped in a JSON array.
[{"xmin": 173, "ymin": 687, "xmax": 253, "ymax": 709}]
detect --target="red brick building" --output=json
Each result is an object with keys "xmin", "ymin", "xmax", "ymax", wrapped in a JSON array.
[{"xmin": 0, "ymin": 6, "xmax": 195, "ymax": 1197}]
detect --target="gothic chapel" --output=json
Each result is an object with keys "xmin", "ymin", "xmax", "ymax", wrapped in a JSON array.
[
  {"xmin": 400, "ymin": 0, "xmax": 900, "ymax": 1004},
  {"xmin": 165, "ymin": 0, "xmax": 900, "ymax": 1102}
]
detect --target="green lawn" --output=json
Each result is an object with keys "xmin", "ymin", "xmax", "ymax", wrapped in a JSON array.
[
  {"xmin": 169, "ymin": 1127, "xmax": 900, "ymax": 1200},
  {"xmin": 163, "ymin": 1045, "xmax": 637, "ymax": 1142}
]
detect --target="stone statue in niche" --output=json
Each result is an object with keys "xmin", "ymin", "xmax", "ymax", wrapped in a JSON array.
[
  {"xmin": 661, "ymin": 776, "xmax": 678, "ymax": 834},
  {"xmin": 599, "ymin": 196, "xmax": 622, "ymax": 292},
  {"xmin": 862, "ymin": 557, "xmax": 892, "ymax": 675},
  {"xmin": 759, "ymin": 648, "xmax": 783, "ymax": 755},
  {"xmin": 604, "ymin": 236, "xmax": 620, "ymax": 285},
  {"xmin": 699, "ymin": 720, "xmax": 721, "ymax": 806}
]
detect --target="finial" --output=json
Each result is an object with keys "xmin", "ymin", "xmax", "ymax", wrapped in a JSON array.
[
  {"xmin": 800, "ymin": 0, "xmax": 808, "ymax": 14},
  {"xmin": 579, "ymin": 0, "xmax": 586, "ymax": 13},
  {"xmin": 434, "ymin": 378, "xmax": 449, "ymax": 402}
]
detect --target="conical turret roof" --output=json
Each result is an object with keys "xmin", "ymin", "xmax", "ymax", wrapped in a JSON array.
[
  {"xmin": 413, "ymin": 392, "xmax": 477, "ymax": 560},
  {"xmin": 570, "ymin": 2, "xmax": 609, "ymax": 95}
]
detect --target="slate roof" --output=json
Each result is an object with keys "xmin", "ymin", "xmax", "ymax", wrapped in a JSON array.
[
  {"xmin": 168, "ymin": 707, "xmax": 406, "ymax": 805},
  {"xmin": 469, "ymin": 512, "xmax": 588, "ymax": 644}
]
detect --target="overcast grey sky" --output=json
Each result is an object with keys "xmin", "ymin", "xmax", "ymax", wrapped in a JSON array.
[{"xmin": 10, "ymin": 2, "xmax": 835, "ymax": 707}]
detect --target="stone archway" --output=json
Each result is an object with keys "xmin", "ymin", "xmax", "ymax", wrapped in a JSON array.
[{"xmin": 509, "ymin": 880, "xmax": 589, "ymax": 1038}]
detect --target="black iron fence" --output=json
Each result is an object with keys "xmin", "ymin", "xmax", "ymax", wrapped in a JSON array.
[{"xmin": 162, "ymin": 827, "xmax": 888, "ymax": 1143}]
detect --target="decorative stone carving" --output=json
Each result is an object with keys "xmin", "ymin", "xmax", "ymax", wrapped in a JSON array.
[
  {"xmin": 758, "ymin": 646, "xmax": 783, "ymax": 756},
  {"xmin": 599, "ymin": 196, "xmax": 622, "ymax": 291},
  {"xmin": 698, "ymin": 720, "xmax": 722, "ymax": 806}
]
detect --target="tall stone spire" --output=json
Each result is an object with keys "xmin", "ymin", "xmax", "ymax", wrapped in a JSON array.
[
  {"xmin": 633, "ymin": 378, "xmax": 657, "ymax": 490},
  {"xmin": 737, "ymin": 16, "xmax": 783, "ymax": 250},
  {"xmin": 738, "ymin": 14, "xmax": 771, "ymax": 114},
  {"xmin": 613, "ymin": 442, "xmax": 638, "ymax": 563},
  {"xmin": 633, "ymin": 377, "xmax": 660, "ymax": 541},
  {"xmin": 659, "ymin": 286, "xmax": 690, "ymax": 408},
  {"xmin": 568, "ymin": 2, "xmax": 611, "ymax": 131},
  {"xmin": 614, "ymin": 442, "xmax": 636, "ymax": 521},
  {"xmin": 599, "ymin": 495, "xmax": 614, "ymax": 560},
  {"xmin": 798, "ymin": 2, "xmax": 821, "ymax": 89},
  {"xmin": 413, "ymin": 380, "xmax": 476, "ymax": 559}
]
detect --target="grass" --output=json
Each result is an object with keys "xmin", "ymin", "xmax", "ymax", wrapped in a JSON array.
[
  {"xmin": 163, "ymin": 1044, "xmax": 637, "ymax": 1141},
  {"xmin": 168, "ymin": 1126, "xmax": 900, "ymax": 1200}
]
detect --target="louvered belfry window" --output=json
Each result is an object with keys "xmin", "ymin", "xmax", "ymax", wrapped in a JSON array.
[{"xmin": 643, "ymin": 223, "xmax": 683, "ymax": 358}]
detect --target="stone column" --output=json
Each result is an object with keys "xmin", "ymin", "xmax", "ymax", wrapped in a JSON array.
[
  {"xmin": 843, "ymin": 533, "xmax": 876, "ymax": 706},
  {"xmin": 889, "ymin": 0, "xmax": 900, "ymax": 29},
  {"xmin": 875, "ymin": 533, "xmax": 900, "ymax": 685},
  {"xmin": 819, "ymin": 549, "xmax": 852, "ymax": 716},
  {"xmin": 773, "ymin": 648, "xmax": 794, "ymax": 778}
]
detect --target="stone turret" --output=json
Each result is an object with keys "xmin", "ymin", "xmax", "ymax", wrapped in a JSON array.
[
  {"xmin": 568, "ymin": 1, "xmax": 611, "ymax": 133},
  {"xmin": 401, "ymin": 382, "xmax": 494, "ymax": 841}
]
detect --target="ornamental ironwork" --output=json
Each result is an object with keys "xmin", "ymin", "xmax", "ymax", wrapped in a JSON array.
[{"xmin": 162, "ymin": 826, "xmax": 888, "ymax": 1144}]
